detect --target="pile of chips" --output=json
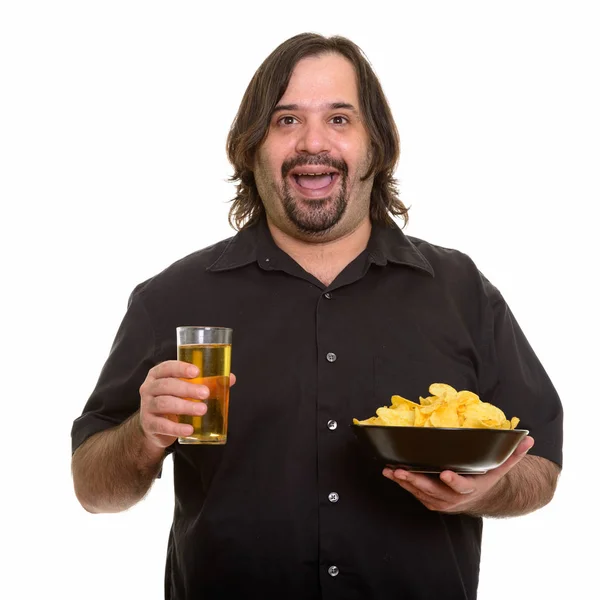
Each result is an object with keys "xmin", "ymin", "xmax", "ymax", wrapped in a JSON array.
[{"xmin": 353, "ymin": 383, "xmax": 520, "ymax": 430}]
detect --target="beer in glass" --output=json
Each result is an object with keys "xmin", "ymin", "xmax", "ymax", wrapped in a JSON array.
[{"xmin": 176, "ymin": 326, "xmax": 232, "ymax": 444}]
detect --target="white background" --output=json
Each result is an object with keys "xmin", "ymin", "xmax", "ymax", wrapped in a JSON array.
[{"xmin": 1, "ymin": 1, "xmax": 597, "ymax": 598}]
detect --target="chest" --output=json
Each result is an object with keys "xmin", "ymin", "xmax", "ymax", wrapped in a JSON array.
[{"xmin": 160, "ymin": 269, "xmax": 484, "ymax": 432}]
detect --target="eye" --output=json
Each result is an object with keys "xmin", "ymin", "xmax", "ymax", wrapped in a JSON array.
[
  {"xmin": 330, "ymin": 115, "xmax": 349, "ymax": 125},
  {"xmin": 277, "ymin": 116, "xmax": 298, "ymax": 126}
]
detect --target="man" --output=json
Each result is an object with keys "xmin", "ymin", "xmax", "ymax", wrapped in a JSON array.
[{"xmin": 71, "ymin": 33, "xmax": 563, "ymax": 599}]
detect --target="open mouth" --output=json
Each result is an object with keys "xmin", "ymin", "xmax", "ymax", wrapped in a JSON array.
[{"xmin": 288, "ymin": 168, "xmax": 340, "ymax": 197}]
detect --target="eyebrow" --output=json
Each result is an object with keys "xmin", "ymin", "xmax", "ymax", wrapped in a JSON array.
[{"xmin": 272, "ymin": 102, "xmax": 359, "ymax": 115}]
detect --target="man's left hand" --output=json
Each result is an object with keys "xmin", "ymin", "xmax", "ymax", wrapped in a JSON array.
[{"xmin": 382, "ymin": 436, "xmax": 534, "ymax": 514}]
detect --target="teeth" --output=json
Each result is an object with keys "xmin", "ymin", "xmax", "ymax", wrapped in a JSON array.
[{"xmin": 296, "ymin": 172, "xmax": 331, "ymax": 176}]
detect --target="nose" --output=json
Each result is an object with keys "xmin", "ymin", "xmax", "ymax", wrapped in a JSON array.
[{"xmin": 295, "ymin": 118, "xmax": 332, "ymax": 155}]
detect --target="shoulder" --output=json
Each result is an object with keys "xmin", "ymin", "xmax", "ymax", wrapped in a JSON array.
[
  {"xmin": 129, "ymin": 236, "xmax": 237, "ymax": 301},
  {"xmin": 405, "ymin": 234, "xmax": 505, "ymax": 312},
  {"xmin": 407, "ymin": 235, "xmax": 481, "ymax": 282}
]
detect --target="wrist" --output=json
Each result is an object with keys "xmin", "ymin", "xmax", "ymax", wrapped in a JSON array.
[
  {"xmin": 464, "ymin": 474, "xmax": 511, "ymax": 518},
  {"xmin": 130, "ymin": 411, "xmax": 166, "ymax": 469}
]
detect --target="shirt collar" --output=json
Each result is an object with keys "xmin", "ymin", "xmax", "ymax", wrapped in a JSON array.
[
  {"xmin": 208, "ymin": 216, "xmax": 434, "ymax": 277},
  {"xmin": 366, "ymin": 221, "xmax": 434, "ymax": 276},
  {"xmin": 206, "ymin": 217, "xmax": 279, "ymax": 272}
]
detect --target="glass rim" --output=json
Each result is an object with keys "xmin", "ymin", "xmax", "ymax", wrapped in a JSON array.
[{"xmin": 176, "ymin": 326, "xmax": 232, "ymax": 332}]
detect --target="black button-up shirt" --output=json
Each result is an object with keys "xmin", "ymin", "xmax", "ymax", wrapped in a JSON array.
[{"xmin": 71, "ymin": 217, "xmax": 563, "ymax": 600}]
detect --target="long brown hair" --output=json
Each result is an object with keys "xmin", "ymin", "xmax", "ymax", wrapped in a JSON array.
[{"xmin": 226, "ymin": 33, "xmax": 408, "ymax": 230}]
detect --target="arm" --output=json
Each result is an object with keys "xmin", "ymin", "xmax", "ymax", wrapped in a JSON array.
[
  {"xmin": 463, "ymin": 453, "xmax": 560, "ymax": 518},
  {"xmin": 72, "ymin": 412, "xmax": 166, "ymax": 514},
  {"xmin": 382, "ymin": 436, "xmax": 561, "ymax": 517},
  {"xmin": 72, "ymin": 360, "xmax": 210, "ymax": 514}
]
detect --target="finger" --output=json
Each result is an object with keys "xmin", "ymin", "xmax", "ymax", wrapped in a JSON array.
[
  {"xmin": 440, "ymin": 437, "xmax": 535, "ymax": 491},
  {"xmin": 148, "ymin": 395, "xmax": 207, "ymax": 417},
  {"xmin": 144, "ymin": 414, "xmax": 195, "ymax": 438},
  {"xmin": 389, "ymin": 469, "xmax": 453, "ymax": 503},
  {"xmin": 148, "ymin": 360, "xmax": 199, "ymax": 381},
  {"xmin": 230, "ymin": 373, "xmax": 237, "ymax": 386},
  {"xmin": 150, "ymin": 377, "xmax": 210, "ymax": 401},
  {"xmin": 199, "ymin": 375, "xmax": 230, "ymax": 397},
  {"xmin": 439, "ymin": 471, "xmax": 476, "ymax": 495},
  {"xmin": 517, "ymin": 436, "xmax": 535, "ymax": 455},
  {"xmin": 490, "ymin": 436, "xmax": 535, "ymax": 478}
]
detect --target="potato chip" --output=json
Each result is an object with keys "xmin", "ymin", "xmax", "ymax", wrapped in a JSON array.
[
  {"xmin": 391, "ymin": 394, "xmax": 420, "ymax": 409},
  {"xmin": 352, "ymin": 416, "xmax": 379, "ymax": 425},
  {"xmin": 376, "ymin": 406, "xmax": 415, "ymax": 426},
  {"xmin": 429, "ymin": 383, "xmax": 457, "ymax": 401},
  {"xmin": 462, "ymin": 401, "xmax": 508, "ymax": 429},
  {"xmin": 354, "ymin": 383, "xmax": 519, "ymax": 429},
  {"xmin": 456, "ymin": 390, "xmax": 480, "ymax": 405},
  {"xmin": 413, "ymin": 403, "xmax": 437, "ymax": 427},
  {"xmin": 429, "ymin": 403, "xmax": 461, "ymax": 428}
]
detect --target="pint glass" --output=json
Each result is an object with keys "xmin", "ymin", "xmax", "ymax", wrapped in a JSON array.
[{"xmin": 176, "ymin": 326, "xmax": 232, "ymax": 445}]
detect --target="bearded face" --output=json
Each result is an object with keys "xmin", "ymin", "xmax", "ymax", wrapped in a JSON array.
[{"xmin": 253, "ymin": 53, "xmax": 374, "ymax": 242}]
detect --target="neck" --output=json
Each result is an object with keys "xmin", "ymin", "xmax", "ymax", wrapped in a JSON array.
[{"xmin": 266, "ymin": 217, "xmax": 372, "ymax": 286}]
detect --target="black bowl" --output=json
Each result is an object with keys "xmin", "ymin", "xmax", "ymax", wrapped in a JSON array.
[{"xmin": 352, "ymin": 424, "xmax": 529, "ymax": 474}]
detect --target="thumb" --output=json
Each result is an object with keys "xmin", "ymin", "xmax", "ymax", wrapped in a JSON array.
[
  {"xmin": 515, "ymin": 436, "xmax": 535, "ymax": 457},
  {"xmin": 492, "ymin": 436, "xmax": 535, "ymax": 478}
]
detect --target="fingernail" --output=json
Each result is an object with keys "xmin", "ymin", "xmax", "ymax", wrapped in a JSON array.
[
  {"xmin": 394, "ymin": 470, "xmax": 407, "ymax": 480},
  {"xmin": 382, "ymin": 468, "xmax": 392, "ymax": 479},
  {"xmin": 187, "ymin": 366, "xmax": 199, "ymax": 377}
]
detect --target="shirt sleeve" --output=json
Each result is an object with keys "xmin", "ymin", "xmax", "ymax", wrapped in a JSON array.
[
  {"xmin": 478, "ymin": 276, "xmax": 563, "ymax": 468},
  {"xmin": 70, "ymin": 285, "xmax": 157, "ymax": 454}
]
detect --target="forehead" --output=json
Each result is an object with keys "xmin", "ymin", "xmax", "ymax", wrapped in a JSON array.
[{"xmin": 278, "ymin": 53, "xmax": 360, "ymax": 107}]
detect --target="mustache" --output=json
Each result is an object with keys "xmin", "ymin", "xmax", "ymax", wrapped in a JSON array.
[{"xmin": 281, "ymin": 155, "xmax": 348, "ymax": 179}]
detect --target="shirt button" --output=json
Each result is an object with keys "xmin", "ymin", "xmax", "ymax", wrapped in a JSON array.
[
  {"xmin": 324, "ymin": 292, "xmax": 332, "ymax": 299},
  {"xmin": 327, "ymin": 420, "xmax": 337, "ymax": 430},
  {"xmin": 328, "ymin": 565, "xmax": 339, "ymax": 577},
  {"xmin": 328, "ymin": 492, "xmax": 339, "ymax": 503},
  {"xmin": 326, "ymin": 352, "xmax": 337, "ymax": 363}
]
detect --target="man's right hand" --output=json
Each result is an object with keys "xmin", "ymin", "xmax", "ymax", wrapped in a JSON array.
[{"xmin": 138, "ymin": 360, "xmax": 211, "ymax": 449}]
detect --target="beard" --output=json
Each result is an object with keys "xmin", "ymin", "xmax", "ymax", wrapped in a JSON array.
[
  {"xmin": 280, "ymin": 155, "xmax": 349, "ymax": 235},
  {"xmin": 281, "ymin": 176, "xmax": 348, "ymax": 234}
]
